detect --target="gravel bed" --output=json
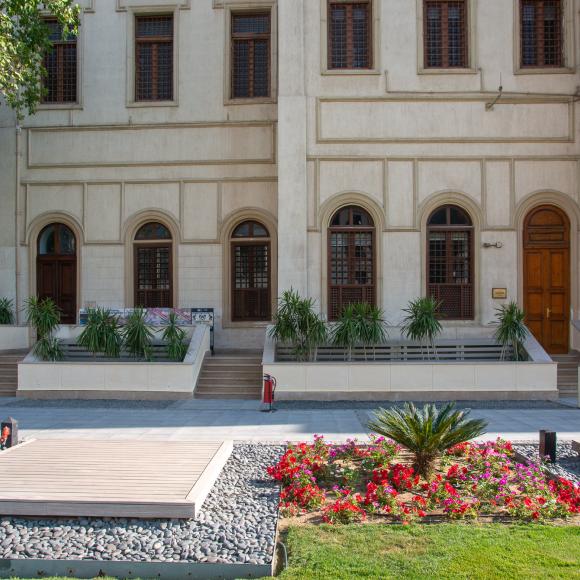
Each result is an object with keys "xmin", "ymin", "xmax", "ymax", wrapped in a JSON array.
[
  {"xmin": 513, "ymin": 442, "xmax": 580, "ymax": 485},
  {"xmin": 0, "ymin": 444, "xmax": 284, "ymax": 565}
]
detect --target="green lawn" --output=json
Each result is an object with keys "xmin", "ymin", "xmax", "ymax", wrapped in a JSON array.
[{"xmin": 276, "ymin": 523, "xmax": 580, "ymax": 580}]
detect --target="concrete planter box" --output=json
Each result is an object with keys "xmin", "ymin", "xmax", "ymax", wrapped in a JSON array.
[
  {"xmin": 0, "ymin": 326, "xmax": 30, "ymax": 351},
  {"xmin": 263, "ymin": 326, "xmax": 558, "ymax": 401},
  {"xmin": 17, "ymin": 324, "xmax": 210, "ymax": 400}
]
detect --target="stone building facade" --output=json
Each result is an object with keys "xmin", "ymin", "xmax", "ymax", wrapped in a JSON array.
[{"xmin": 0, "ymin": 0, "xmax": 579, "ymax": 352}]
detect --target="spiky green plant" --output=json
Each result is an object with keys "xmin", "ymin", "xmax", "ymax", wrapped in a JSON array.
[
  {"xmin": 122, "ymin": 308, "xmax": 154, "ymax": 361},
  {"xmin": 269, "ymin": 289, "xmax": 327, "ymax": 362},
  {"xmin": 368, "ymin": 402, "xmax": 488, "ymax": 478},
  {"xmin": 331, "ymin": 303, "xmax": 388, "ymax": 361},
  {"xmin": 0, "ymin": 298, "xmax": 15, "ymax": 325},
  {"xmin": 400, "ymin": 297, "xmax": 443, "ymax": 360},
  {"xmin": 494, "ymin": 302, "xmax": 529, "ymax": 361},
  {"xmin": 24, "ymin": 296, "xmax": 61, "ymax": 339},
  {"xmin": 162, "ymin": 312, "xmax": 188, "ymax": 362},
  {"xmin": 77, "ymin": 307, "xmax": 122, "ymax": 358},
  {"xmin": 33, "ymin": 336, "xmax": 64, "ymax": 362}
]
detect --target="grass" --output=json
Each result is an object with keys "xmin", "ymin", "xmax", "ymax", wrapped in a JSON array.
[{"xmin": 276, "ymin": 523, "xmax": 580, "ymax": 580}]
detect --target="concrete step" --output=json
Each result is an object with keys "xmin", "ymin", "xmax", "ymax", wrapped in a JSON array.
[{"xmin": 195, "ymin": 392, "xmax": 260, "ymax": 400}]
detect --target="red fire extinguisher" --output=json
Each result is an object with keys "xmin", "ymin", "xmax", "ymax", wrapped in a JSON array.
[{"xmin": 262, "ymin": 373, "xmax": 277, "ymax": 412}]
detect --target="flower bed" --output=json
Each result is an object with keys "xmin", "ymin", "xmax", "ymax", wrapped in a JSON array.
[{"xmin": 267, "ymin": 436, "xmax": 580, "ymax": 525}]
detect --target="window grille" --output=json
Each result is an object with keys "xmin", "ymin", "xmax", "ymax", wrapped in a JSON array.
[
  {"xmin": 328, "ymin": 206, "xmax": 375, "ymax": 320},
  {"xmin": 135, "ymin": 15, "xmax": 173, "ymax": 101},
  {"xmin": 424, "ymin": 0, "xmax": 468, "ymax": 68},
  {"xmin": 427, "ymin": 206, "xmax": 474, "ymax": 320},
  {"xmin": 328, "ymin": 1, "xmax": 372, "ymax": 69},
  {"xmin": 521, "ymin": 0, "xmax": 563, "ymax": 67},
  {"xmin": 42, "ymin": 19, "xmax": 77, "ymax": 103},
  {"xmin": 231, "ymin": 221, "xmax": 271, "ymax": 321},
  {"xmin": 231, "ymin": 13, "xmax": 271, "ymax": 99}
]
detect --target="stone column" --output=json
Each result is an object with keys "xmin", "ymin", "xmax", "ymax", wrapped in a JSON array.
[{"xmin": 277, "ymin": 0, "xmax": 308, "ymax": 296}]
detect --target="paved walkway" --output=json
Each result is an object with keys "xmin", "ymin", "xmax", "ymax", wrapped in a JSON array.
[{"xmin": 0, "ymin": 398, "xmax": 578, "ymax": 443}]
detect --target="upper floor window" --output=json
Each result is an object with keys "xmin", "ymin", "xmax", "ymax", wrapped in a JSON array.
[
  {"xmin": 521, "ymin": 0, "xmax": 563, "ymax": 68},
  {"xmin": 328, "ymin": 1, "xmax": 372, "ymax": 69},
  {"xmin": 42, "ymin": 19, "xmax": 77, "ymax": 104},
  {"xmin": 424, "ymin": 0, "xmax": 468, "ymax": 69},
  {"xmin": 231, "ymin": 12, "xmax": 271, "ymax": 99},
  {"xmin": 135, "ymin": 15, "xmax": 173, "ymax": 101}
]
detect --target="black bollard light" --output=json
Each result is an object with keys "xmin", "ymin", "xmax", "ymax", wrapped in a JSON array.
[
  {"xmin": 0, "ymin": 417, "xmax": 18, "ymax": 449},
  {"xmin": 539, "ymin": 430, "xmax": 556, "ymax": 463}
]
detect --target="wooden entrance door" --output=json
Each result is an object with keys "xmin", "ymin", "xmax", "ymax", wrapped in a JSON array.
[
  {"xmin": 523, "ymin": 205, "xmax": 570, "ymax": 354},
  {"xmin": 36, "ymin": 223, "xmax": 77, "ymax": 323}
]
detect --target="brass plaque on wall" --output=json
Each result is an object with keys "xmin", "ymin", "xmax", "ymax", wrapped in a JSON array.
[{"xmin": 492, "ymin": 288, "xmax": 508, "ymax": 300}]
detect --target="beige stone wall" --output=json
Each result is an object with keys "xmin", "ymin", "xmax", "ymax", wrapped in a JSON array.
[{"xmin": 0, "ymin": 0, "xmax": 578, "ymax": 348}]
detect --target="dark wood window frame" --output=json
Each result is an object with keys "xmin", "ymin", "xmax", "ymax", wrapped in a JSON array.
[
  {"xmin": 231, "ymin": 221, "xmax": 271, "ymax": 322},
  {"xmin": 427, "ymin": 205, "xmax": 474, "ymax": 321},
  {"xmin": 135, "ymin": 14, "xmax": 174, "ymax": 102},
  {"xmin": 231, "ymin": 11, "xmax": 271, "ymax": 99},
  {"xmin": 328, "ymin": 0, "xmax": 373, "ymax": 70},
  {"xmin": 520, "ymin": 0, "xmax": 564, "ymax": 68},
  {"xmin": 42, "ymin": 19, "xmax": 78, "ymax": 104},
  {"xmin": 328, "ymin": 206, "xmax": 376, "ymax": 321},
  {"xmin": 133, "ymin": 223, "xmax": 173, "ymax": 308},
  {"xmin": 423, "ymin": 0, "xmax": 468, "ymax": 69}
]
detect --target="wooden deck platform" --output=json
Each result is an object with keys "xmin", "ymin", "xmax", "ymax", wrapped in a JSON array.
[{"xmin": 0, "ymin": 439, "xmax": 232, "ymax": 519}]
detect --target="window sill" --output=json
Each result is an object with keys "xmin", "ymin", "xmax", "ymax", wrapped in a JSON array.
[
  {"xmin": 37, "ymin": 103, "xmax": 83, "ymax": 111},
  {"xmin": 126, "ymin": 100, "xmax": 179, "ymax": 108},
  {"xmin": 418, "ymin": 67, "xmax": 478, "ymax": 75},
  {"xmin": 222, "ymin": 320, "xmax": 271, "ymax": 329},
  {"xmin": 224, "ymin": 97, "xmax": 276, "ymax": 106},
  {"xmin": 322, "ymin": 68, "xmax": 381, "ymax": 76},
  {"xmin": 515, "ymin": 67, "xmax": 576, "ymax": 75}
]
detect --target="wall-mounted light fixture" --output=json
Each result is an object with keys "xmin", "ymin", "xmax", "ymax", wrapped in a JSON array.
[{"xmin": 483, "ymin": 242, "xmax": 504, "ymax": 249}]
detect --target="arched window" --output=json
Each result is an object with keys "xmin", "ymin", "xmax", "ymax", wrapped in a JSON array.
[
  {"xmin": 134, "ymin": 221, "xmax": 173, "ymax": 308},
  {"xmin": 328, "ymin": 205, "xmax": 375, "ymax": 320},
  {"xmin": 37, "ymin": 223, "xmax": 77, "ymax": 323},
  {"xmin": 231, "ymin": 221, "xmax": 271, "ymax": 321},
  {"xmin": 427, "ymin": 205, "xmax": 474, "ymax": 320}
]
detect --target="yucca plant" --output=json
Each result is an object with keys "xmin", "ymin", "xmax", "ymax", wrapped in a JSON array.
[
  {"xmin": 77, "ymin": 307, "xmax": 122, "ymax": 358},
  {"xmin": 400, "ymin": 297, "xmax": 443, "ymax": 360},
  {"xmin": 331, "ymin": 302, "xmax": 388, "ymax": 361},
  {"xmin": 162, "ymin": 312, "xmax": 188, "ymax": 362},
  {"xmin": 122, "ymin": 308, "xmax": 154, "ymax": 361},
  {"xmin": 0, "ymin": 298, "xmax": 15, "ymax": 325},
  {"xmin": 24, "ymin": 296, "xmax": 61, "ymax": 339},
  {"xmin": 269, "ymin": 289, "xmax": 327, "ymax": 361},
  {"xmin": 494, "ymin": 302, "xmax": 529, "ymax": 361},
  {"xmin": 368, "ymin": 402, "xmax": 488, "ymax": 478},
  {"xmin": 33, "ymin": 336, "xmax": 64, "ymax": 362}
]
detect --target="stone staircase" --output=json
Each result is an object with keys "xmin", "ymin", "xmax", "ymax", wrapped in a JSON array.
[
  {"xmin": 551, "ymin": 351, "xmax": 580, "ymax": 399},
  {"xmin": 0, "ymin": 350, "xmax": 27, "ymax": 397},
  {"xmin": 194, "ymin": 350, "xmax": 263, "ymax": 400}
]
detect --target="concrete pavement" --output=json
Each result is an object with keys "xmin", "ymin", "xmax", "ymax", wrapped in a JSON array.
[{"xmin": 0, "ymin": 397, "xmax": 578, "ymax": 443}]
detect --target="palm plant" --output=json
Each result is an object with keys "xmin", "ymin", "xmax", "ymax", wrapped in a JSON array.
[
  {"xmin": 269, "ymin": 289, "xmax": 327, "ymax": 361},
  {"xmin": 24, "ymin": 296, "xmax": 61, "ymax": 339},
  {"xmin": 368, "ymin": 402, "xmax": 488, "ymax": 478},
  {"xmin": 0, "ymin": 298, "xmax": 15, "ymax": 325},
  {"xmin": 331, "ymin": 302, "xmax": 388, "ymax": 361},
  {"xmin": 400, "ymin": 297, "xmax": 443, "ymax": 360},
  {"xmin": 494, "ymin": 302, "xmax": 529, "ymax": 361},
  {"xmin": 77, "ymin": 307, "xmax": 122, "ymax": 358},
  {"xmin": 162, "ymin": 312, "xmax": 188, "ymax": 362},
  {"xmin": 33, "ymin": 336, "xmax": 64, "ymax": 362},
  {"xmin": 122, "ymin": 308, "xmax": 154, "ymax": 361}
]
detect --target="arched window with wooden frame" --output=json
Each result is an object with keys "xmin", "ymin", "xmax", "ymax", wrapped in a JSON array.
[
  {"xmin": 37, "ymin": 223, "xmax": 77, "ymax": 323},
  {"xmin": 427, "ymin": 205, "xmax": 474, "ymax": 320},
  {"xmin": 231, "ymin": 221, "xmax": 271, "ymax": 321},
  {"xmin": 133, "ymin": 222, "xmax": 173, "ymax": 308},
  {"xmin": 328, "ymin": 205, "xmax": 375, "ymax": 320}
]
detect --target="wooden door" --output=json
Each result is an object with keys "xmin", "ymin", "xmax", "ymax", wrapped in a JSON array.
[
  {"xmin": 523, "ymin": 206, "xmax": 570, "ymax": 354},
  {"xmin": 134, "ymin": 244, "xmax": 173, "ymax": 308},
  {"xmin": 231, "ymin": 242, "xmax": 270, "ymax": 321},
  {"xmin": 37, "ymin": 223, "xmax": 77, "ymax": 324}
]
